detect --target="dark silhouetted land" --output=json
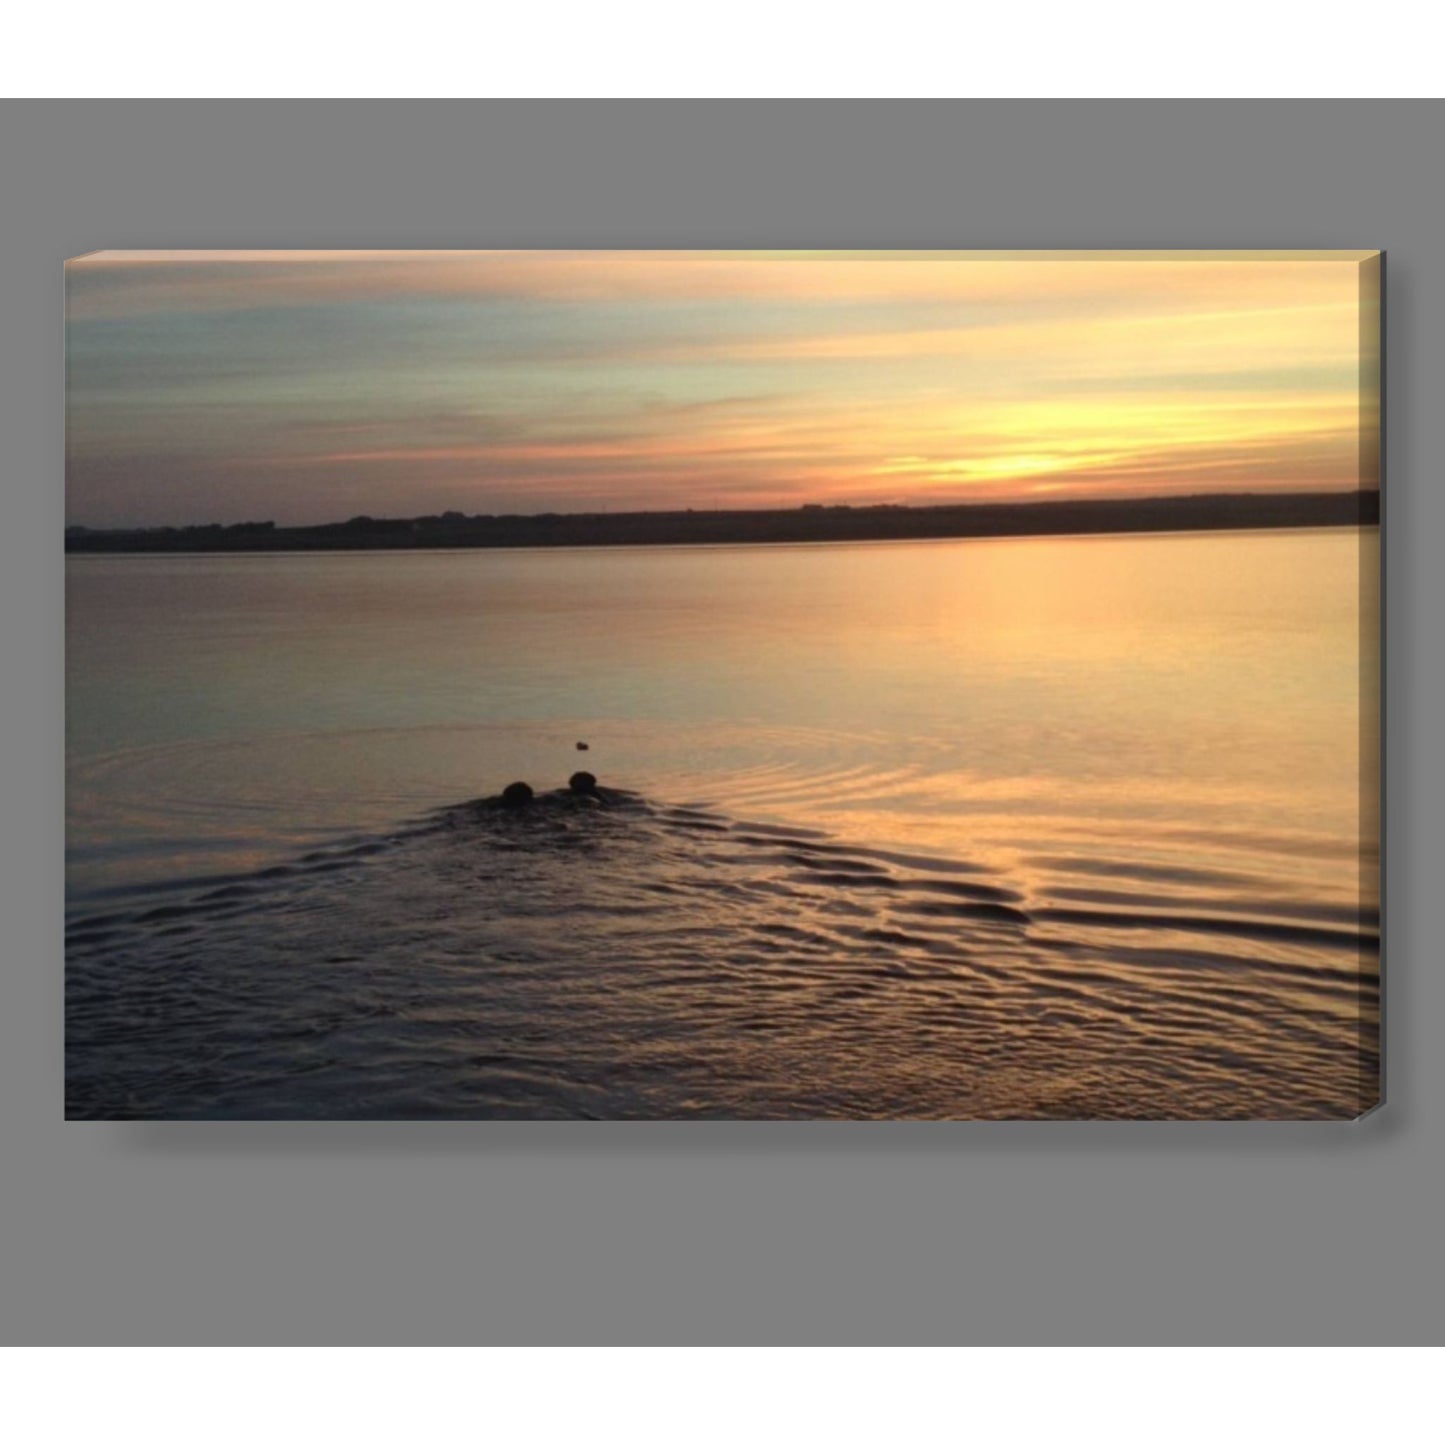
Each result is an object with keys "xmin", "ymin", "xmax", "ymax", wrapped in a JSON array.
[{"xmin": 65, "ymin": 489, "xmax": 1379, "ymax": 554}]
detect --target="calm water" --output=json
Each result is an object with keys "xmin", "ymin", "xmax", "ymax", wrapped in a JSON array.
[{"xmin": 65, "ymin": 530, "xmax": 1380, "ymax": 1119}]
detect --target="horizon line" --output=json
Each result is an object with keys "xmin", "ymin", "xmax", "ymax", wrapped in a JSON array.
[{"xmin": 66, "ymin": 485, "xmax": 1379, "ymax": 536}]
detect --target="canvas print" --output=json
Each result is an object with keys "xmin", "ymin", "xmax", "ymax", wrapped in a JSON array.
[{"xmin": 65, "ymin": 250, "xmax": 1381, "ymax": 1120}]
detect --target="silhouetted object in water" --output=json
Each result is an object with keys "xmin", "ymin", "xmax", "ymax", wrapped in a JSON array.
[
  {"xmin": 468, "ymin": 773, "xmax": 635, "ymax": 816},
  {"xmin": 576, "ymin": 741, "xmax": 589, "ymax": 751}
]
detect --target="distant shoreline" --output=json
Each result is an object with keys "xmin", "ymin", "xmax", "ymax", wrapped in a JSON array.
[{"xmin": 65, "ymin": 489, "xmax": 1379, "ymax": 555}]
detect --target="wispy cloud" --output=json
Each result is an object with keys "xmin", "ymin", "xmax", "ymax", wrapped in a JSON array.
[{"xmin": 64, "ymin": 250, "xmax": 1374, "ymax": 527}]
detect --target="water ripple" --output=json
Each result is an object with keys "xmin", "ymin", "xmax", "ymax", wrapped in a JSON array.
[{"xmin": 66, "ymin": 789, "xmax": 1379, "ymax": 1120}]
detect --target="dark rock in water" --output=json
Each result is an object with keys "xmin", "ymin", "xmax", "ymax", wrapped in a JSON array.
[
  {"xmin": 576, "ymin": 741, "xmax": 589, "ymax": 751},
  {"xmin": 569, "ymin": 771, "xmax": 598, "ymax": 795},
  {"xmin": 500, "ymin": 781, "xmax": 534, "ymax": 809}
]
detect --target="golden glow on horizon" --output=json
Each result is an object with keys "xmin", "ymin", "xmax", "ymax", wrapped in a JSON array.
[{"xmin": 64, "ymin": 249, "xmax": 1379, "ymax": 527}]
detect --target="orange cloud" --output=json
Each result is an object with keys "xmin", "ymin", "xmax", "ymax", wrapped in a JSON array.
[{"xmin": 64, "ymin": 250, "xmax": 1378, "ymax": 526}]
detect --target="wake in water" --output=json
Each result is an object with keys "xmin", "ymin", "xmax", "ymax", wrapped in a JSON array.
[{"xmin": 66, "ymin": 786, "xmax": 1379, "ymax": 1120}]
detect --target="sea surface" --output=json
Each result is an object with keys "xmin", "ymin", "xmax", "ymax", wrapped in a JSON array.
[{"xmin": 65, "ymin": 529, "xmax": 1380, "ymax": 1119}]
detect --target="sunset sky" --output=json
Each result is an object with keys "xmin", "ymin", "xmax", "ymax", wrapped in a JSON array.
[{"xmin": 65, "ymin": 250, "xmax": 1378, "ymax": 528}]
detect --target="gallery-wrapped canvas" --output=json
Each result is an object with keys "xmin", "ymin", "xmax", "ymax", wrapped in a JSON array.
[{"xmin": 65, "ymin": 250, "xmax": 1381, "ymax": 1119}]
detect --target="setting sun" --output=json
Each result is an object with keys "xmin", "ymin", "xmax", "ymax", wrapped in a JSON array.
[{"xmin": 64, "ymin": 250, "xmax": 1376, "ymax": 527}]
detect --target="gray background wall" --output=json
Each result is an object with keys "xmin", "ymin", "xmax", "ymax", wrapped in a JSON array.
[{"xmin": 1, "ymin": 100, "xmax": 1439, "ymax": 1344}]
